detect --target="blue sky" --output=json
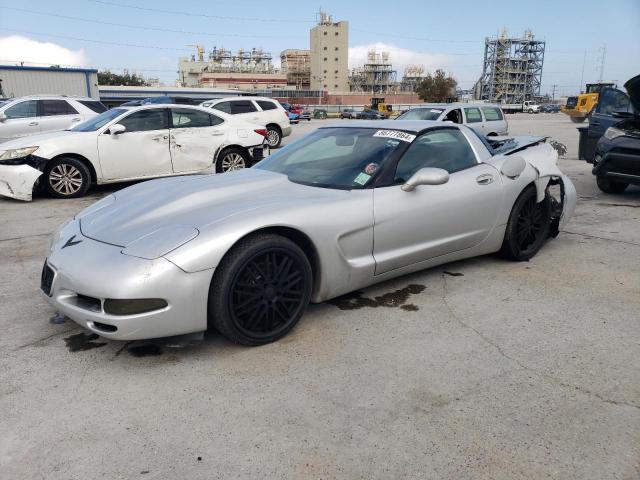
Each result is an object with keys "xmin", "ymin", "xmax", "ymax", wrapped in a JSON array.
[{"xmin": 0, "ymin": 0, "xmax": 638, "ymax": 96}]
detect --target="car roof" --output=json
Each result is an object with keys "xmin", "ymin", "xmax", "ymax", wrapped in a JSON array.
[
  {"xmin": 7, "ymin": 95, "xmax": 97, "ymax": 101},
  {"xmin": 409, "ymin": 103, "xmax": 502, "ymax": 109},
  {"xmin": 324, "ymin": 120, "xmax": 446, "ymax": 133},
  {"xmin": 205, "ymin": 96, "xmax": 276, "ymax": 103}
]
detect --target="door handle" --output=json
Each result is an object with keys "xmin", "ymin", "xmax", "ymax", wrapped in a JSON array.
[
  {"xmin": 71, "ymin": 117, "xmax": 81, "ymax": 122},
  {"xmin": 29, "ymin": 122, "xmax": 39, "ymax": 126},
  {"xmin": 476, "ymin": 174, "xmax": 494, "ymax": 185},
  {"xmin": 211, "ymin": 131, "xmax": 224, "ymax": 136}
]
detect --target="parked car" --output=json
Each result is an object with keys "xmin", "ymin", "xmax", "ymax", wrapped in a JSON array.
[
  {"xmin": 396, "ymin": 103, "xmax": 508, "ymax": 136},
  {"xmin": 298, "ymin": 109, "xmax": 312, "ymax": 121},
  {"xmin": 589, "ymin": 74, "xmax": 639, "ymax": 193},
  {"xmin": 578, "ymin": 77, "xmax": 637, "ymax": 164},
  {"xmin": 287, "ymin": 111, "xmax": 300, "ymax": 124},
  {"xmin": 359, "ymin": 110, "xmax": 385, "ymax": 120},
  {"xmin": 0, "ymin": 104, "xmax": 268, "ymax": 201},
  {"xmin": 41, "ymin": 121, "xmax": 575, "ymax": 345},
  {"xmin": 201, "ymin": 96, "xmax": 291, "ymax": 148},
  {"xmin": 540, "ymin": 104, "xmax": 561, "ymax": 113},
  {"xmin": 141, "ymin": 96, "xmax": 201, "ymax": 106},
  {"xmin": 340, "ymin": 108, "xmax": 361, "ymax": 119},
  {"xmin": 0, "ymin": 96, "xmax": 106, "ymax": 141}
]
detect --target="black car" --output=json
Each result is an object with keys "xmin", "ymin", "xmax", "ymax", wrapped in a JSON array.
[
  {"xmin": 587, "ymin": 75, "xmax": 639, "ymax": 193},
  {"xmin": 358, "ymin": 110, "xmax": 384, "ymax": 120},
  {"xmin": 540, "ymin": 104, "xmax": 560, "ymax": 113}
]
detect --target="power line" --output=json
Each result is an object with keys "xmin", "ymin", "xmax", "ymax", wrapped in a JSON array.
[
  {"xmin": 350, "ymin": 28, "xmax": 479, "ymax": 44},
  {"xmin": 0, "ymin": 6, "xmax": 305, "ymax": 39},
  {"xmin": 88, "ymin": 0, "xmax": 313, "ymax": 23}
]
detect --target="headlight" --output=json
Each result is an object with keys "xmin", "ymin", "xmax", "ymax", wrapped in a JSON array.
[
  {"xmin": 604, "ymin": 127, "xmax": 626, "ymax": 140},
  {"xmin": 0, "ymin": 146, "xmax": 39, "ymax": 163}
]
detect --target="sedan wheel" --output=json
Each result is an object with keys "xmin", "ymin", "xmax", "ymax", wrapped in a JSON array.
[
  {"xmin": 266, "ymin": 127, "xmax": 282, "ymax": 148},
  {"xmin": 216, "ymin": 148, "xmax": 249, "ymax": 173},
  {"xmin": 44, "ymin": 157, "xmax": 91, "ymax": 198},
  {"xmin": 501, "ymin": 186, "xmax": 551, "ymax": 261},
  {"xmin": 209, "ymin": 233, "xmax": 312, "ymax": 345}
]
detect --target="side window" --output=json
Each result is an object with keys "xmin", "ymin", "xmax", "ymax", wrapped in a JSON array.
[
  {"xmin": 119, "ymin": 109, "xmax": 168, "ymax": 132},
  {"xmin": 481, "ymin": 107, "xmax": 503, "ymax": 121},
  {"xmin": 230, "ymin": 100, "xmax": 257, "ymax": 114},
  {"xmin": 464, "ymin": 107, "xmax": 482, "ymax": 123},
  {"xmin": 4, "ymin": 100, "xmax": 38, "ymax": 119},
  {"xmin": 595, "ymin": 89, "xmax": 631, "ymax": 115},
  {"xmin": 211, "ymin": 101, "xmax": 231, "ymax": 114},
  {"xmin": 78, "ymin": 100, "xmax": 107, "ymax": 113},
  {"xmin": 41, "ymin": 100, "xmax": 78, "ymax": 116},
  {"xmin": 394, "ymin": 129, "xmax": 478, "ymax": 183},
  {"xmin": 256, "ymin": 100, "xmax": 277, "ymax": 111},
  {"xmin": 170, "ymin": 108, "xmax": 213, "ymax": 128},
  {"xmin": 444, "ymin": 109, "xmax": 462, "ymax": 124},
  {"xmin": 210, "ymin": 114, "xmax": 223, "ymax": 126}
]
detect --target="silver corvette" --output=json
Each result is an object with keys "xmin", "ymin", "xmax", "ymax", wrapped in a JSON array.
[{"xmin": 42, "ymin": 121, "xmax": 576, "ymax": 345}]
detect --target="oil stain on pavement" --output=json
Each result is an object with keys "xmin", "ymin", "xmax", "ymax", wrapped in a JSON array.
[
  {"xmin": 328, "ymin": 284, "xmax": 426, "ymax": 311},
  {"xmin": 64, "ymin": 332, "xmax": 107, "ymax": 352}
]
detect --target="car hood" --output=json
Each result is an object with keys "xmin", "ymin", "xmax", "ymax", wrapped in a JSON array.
[
  {"xmin": 624, "ymin": 74, "xmax": 640, "ymax": 113},
  {"xmin": 0, "ymin": 130, "xmax": 87, "ymax": 149},
  {"xmin": 79, "ymin": 169, "xmax": 342, "ymax": 247}
]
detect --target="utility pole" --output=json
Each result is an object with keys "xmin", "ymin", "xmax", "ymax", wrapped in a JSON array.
[
  {"xmin": 579, "ymin": 49, "xmax": 586, "ymax": 91},
  {"xmin": 551, "ymin": 84, "xmax": 557, "ymax": 102}
]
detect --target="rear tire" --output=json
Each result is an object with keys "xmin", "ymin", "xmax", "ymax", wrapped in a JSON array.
[
  {"xmin": 596, "ymin": 175, "xmax": 628, "ymax": 194},
  {"xmin": 43, "ymin": 157, "xmax": 91, "ymax": 199},
  {"xmin": 266, "ymin": 126, "xmax": 282, "ymax": 148},
  {"xmin": 216, "ymin": 147, "xmax": 250, "ymax": 173},
  {"xmin": 501, "ymin": 185, "xmax": 552, "ymax": 261},
  {"xmin": 208, "ymin": 233, "xmax": 312, "ymax": 346}
]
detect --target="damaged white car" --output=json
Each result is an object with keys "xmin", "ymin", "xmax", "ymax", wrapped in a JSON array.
[
  {"xmin": 42, "ymin": 121, "xmax": 576, "ymax": 345},
  {"xmin": 0, "ymin": 104, "xmax": 269, "ymax": 201}
]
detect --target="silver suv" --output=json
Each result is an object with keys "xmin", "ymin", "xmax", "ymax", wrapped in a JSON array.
[
  {"xmin": 0, "ymin": 95, "xmax": 106, "ymax": 141},
  {"xmin": 396, "ymin": 103, "xmax": 508, "ymax": 136}
]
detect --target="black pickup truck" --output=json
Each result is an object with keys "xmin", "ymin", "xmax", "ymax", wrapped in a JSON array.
[{"xmin": 578, "ymin": 74, "xmax": 639, "ymax": 193}]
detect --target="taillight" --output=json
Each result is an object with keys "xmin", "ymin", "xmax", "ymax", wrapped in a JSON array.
[
  {"xmin": 284, "ymin": 110, "xmax": 289, "ymax": 120},
  {"xmin": 254, "ymin": 128, "xmax": 268, "ymax": 138}
]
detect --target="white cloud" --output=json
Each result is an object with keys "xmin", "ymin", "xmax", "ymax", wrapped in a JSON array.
[
  {"xmin": 348, "ymin": 42, "xmax": 452, "ymax": 75},
  {"xmin": 0, "ymin": 36, "xmax": 88, "ymax": 67}
]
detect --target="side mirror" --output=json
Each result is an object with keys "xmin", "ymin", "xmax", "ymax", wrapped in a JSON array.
[
  {"xmin": 501, "ymin": 155, "xmax": 526, "ymax": 178},
  {"xmin": 401, "ymin": 167, "xmax": 449, "ymax": 192},
  {"xmin": 109, "ymin": 124, "xmax": 126, "ymax": 135},
  {"xmin": 0, "ymin": 112, "xmax": 6, "ymax": 122}
]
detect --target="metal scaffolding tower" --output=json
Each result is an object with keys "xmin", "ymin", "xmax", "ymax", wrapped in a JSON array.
[
  {"xmin": 479, "ymin": 29, "xmax": 545, "ymax": 104},
  {"xmin": 349, "ymin": 50, "xmax": 398, "ymax": 94}
]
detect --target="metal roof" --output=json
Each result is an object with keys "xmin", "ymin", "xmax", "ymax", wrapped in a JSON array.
[{"xmin": 0, "ymin": 65, "xmax": 98, "ymax": 74}]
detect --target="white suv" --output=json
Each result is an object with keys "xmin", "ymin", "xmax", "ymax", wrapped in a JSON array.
[
  {"xmin": 201, "ymin": 97, "xmax": 291, "ymax": 148},
  {"xmin": 0, "ymin": 95, "xmax": 106, "ymax": 141}
]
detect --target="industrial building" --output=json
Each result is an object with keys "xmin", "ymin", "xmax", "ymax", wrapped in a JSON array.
[
  {"xmin": 477, "ymin": 29, "xmax": 545, "ymax": 104},
  {"xmin": 349, "ymin": 50, "xmax": 398, "ymax": 94},
  {"xmin": 399, "ymin": 66, "xmax": 426, "ymax": 92},
  {"xmin": 0, "ymin": 65, "xmax": 99, "ymax": 99},
  {"xmin": 310, "ymin": 11, "xmax": 349, "ymax": 93},
  {"xmin": 178, "ymin": 46, "xmax": 282, "ymax": 89},
  {"xmin": 280, "ymin": 49, "xmax": 311, "ymax": 90}
]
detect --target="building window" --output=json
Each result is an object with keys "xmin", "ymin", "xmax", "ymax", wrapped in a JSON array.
[
  {"xmin": 335, "ymin": 32, "xmax": 339, "ymax": 36},
  {"xmin": 323, "ymin": 31, "xmax": 327, "ymax": 36},
  {"xmin": 323, "ymin": 46, "xmax": 327, "ymax": 51},
  {"xmin": 335, "ymin": 47, "xmax": 339, "ymax": 51},
  {"xmin": 335, "ymin": 58, "xmax": 338, "ymax": 61},
  {"xmin": 323, "ymin": 84, "xmax": 327, "ymax": 88},
  {"xmin": 334, "ymin": 70, "xmax": 338, "ymax": 74},
  {"xmin": 324, "ymin": 70, "xmax": 327, "ymax": 74},
  {"xmin": 324, "ymin": 57, "xmax": 327, "ymax": 61},
  {"xmin": 334, "ymin": 84, "xmax": 338, "ymax": 88}
]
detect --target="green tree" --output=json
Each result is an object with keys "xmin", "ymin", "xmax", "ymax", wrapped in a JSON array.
[
  {"xmin": 98, "ymin": 70, "xmax": 149, "ymax": 86},
  {"xmin": 415, "ymin": 69, "xmax": 458, "ymax": 102}
]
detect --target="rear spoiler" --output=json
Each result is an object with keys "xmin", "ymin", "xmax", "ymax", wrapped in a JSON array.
[{"xmin": 486, "ymin": 135, "xmax": 547, "ymax": 156}]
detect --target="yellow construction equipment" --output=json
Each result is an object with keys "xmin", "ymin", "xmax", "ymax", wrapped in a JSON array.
[
  {"xmin": 187, "ymin": 44, "xmax": 205, "ymax": 62},
  {"xmin": 370, "ymin": 97, "xmax": 392, "ymax": 117},
  {"xmin": 561, "ymin": 82, "xmax": 615, "ymax": 123}
]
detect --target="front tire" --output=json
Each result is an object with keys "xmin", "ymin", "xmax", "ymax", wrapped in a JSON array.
[
  {"xmin": 596, "ymin": 175, "xmax": 628, "ymax": 194},
  {"xmin": 501, "ymin": 185, "xmax": 552, "ymax": 261},
  {"xmin": 43, "ymin": 157, "xmax": 91, "ymax": 198},
  {"xmin": 216, "ymin": 148, "xmax": 250, "ymax": 173},
  {"xmin": 266, "ymin": 126, "xmax": 282, "ymax": 148},
  {"xmin": 570, "ymin": 116, "xmax": 586, "ymax": 123},
  {"xmin": 208, "ymin": 233, "xmax": 313, "ymax": 346}
]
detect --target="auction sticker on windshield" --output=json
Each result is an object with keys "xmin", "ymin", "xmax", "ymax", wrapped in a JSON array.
[{"xmin": 373, "ymin": 130, "xmax": 416, "ymax": 143}]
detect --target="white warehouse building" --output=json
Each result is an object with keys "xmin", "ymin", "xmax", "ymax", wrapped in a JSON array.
[{"xmin": 0, "ymin": 65, "xmax": 99, "ymax": 99}]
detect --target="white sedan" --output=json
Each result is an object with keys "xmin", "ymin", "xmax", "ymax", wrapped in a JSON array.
[{"xmin": 0, "ymin": 104, "xmax": 269, "ymax": 200}]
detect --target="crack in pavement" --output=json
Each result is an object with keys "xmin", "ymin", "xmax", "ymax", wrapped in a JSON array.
[
  {"xmin": 597, "ymin": 203, "xmax": 640, "ymax": 209},
  {"xmin": 562, "ymin": 230, "xmax": 640, "ymax": 247},
  {"xmin": 0, "ymin": 233, "xmax": 52, "ymax": 243},
  {"xmin": 440, "ymin": 273, "xmax": 640, "ymax": 411}
]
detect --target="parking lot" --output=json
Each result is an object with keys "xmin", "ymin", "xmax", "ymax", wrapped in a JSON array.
[{"xmin": 1, "ymin": 114, "xmax": 639, "ymax": 479}]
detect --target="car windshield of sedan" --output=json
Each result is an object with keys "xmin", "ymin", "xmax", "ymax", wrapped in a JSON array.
[
  {"xmin": 397, "ymin": 108, "xmax": 444, "ymax": 120},
  {"xmin": 255, "ymin": 127, "xmax": 410, "ymax": 189},
  {"xmin": 70, "ymin": 108, "xmax": 127, "ymax": 132}
]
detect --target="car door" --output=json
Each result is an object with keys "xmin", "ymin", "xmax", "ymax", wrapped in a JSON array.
[
  {"xmin": 372, "ymin": 128, "xmax": 502, "ymax": 275},
  {"xmin": 463, "ymin": 107, "xmax": 484, "ymax": 134},
  {"xmin": 0, "ymin": 100, "xmax": 40, "ymax": 138},
  {"xmin": 481, "ymin": 106, "xmax": 507, "ymax": 135},
  {"xmin": 169, "ymin": 107, "xmax": 227, "ymax": 173},
  {"xmin": 38, "ymin": 100, "xmax": 83, "ymax": 133},
  {"xmin": 587, "ymin": 87, "xmax": 632, "ymax": 142},
  {"xmin": 97, "ymin": 108, "xmax": 172, "ymax": 180}
]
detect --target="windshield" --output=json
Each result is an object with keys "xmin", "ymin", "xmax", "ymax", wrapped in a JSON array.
[
  {"xmin": 70, "ymin": 108, "xmax": 126, "ymax": 132},
  {"xmin": 396, "ymin": 108, "xmax": 444, "ymax": 121},
  {"xmin": 255, "ymin": 127, "xmax": 410, "ymax": 189}
]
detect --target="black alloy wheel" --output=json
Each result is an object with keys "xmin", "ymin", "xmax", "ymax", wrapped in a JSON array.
[
  {"xmin": 209, "ymin": 234, "xmax": 312, "ymax": 345},
  {"xmin": 596, "ymin": 175, "xmax": 628, "ymax": 194},
  {"xmin": 501, "ymin": 186, "xmax": 552, "ymax": 261}
]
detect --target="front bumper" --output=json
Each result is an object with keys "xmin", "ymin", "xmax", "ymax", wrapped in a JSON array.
[
  {"xmin": 282, "ymin": 125, "xmax": 293, "ymax": 138},
  {"xmin": 592, "ymin": 148, "xmax": 640, "ymax": 186},
  {"xmin": 43, "ymin": 224, "xmax": 213, "ymax": 340},
  {"xmin": 0, "ymin": 164, "xmax": 43, "ymax": 201}
]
